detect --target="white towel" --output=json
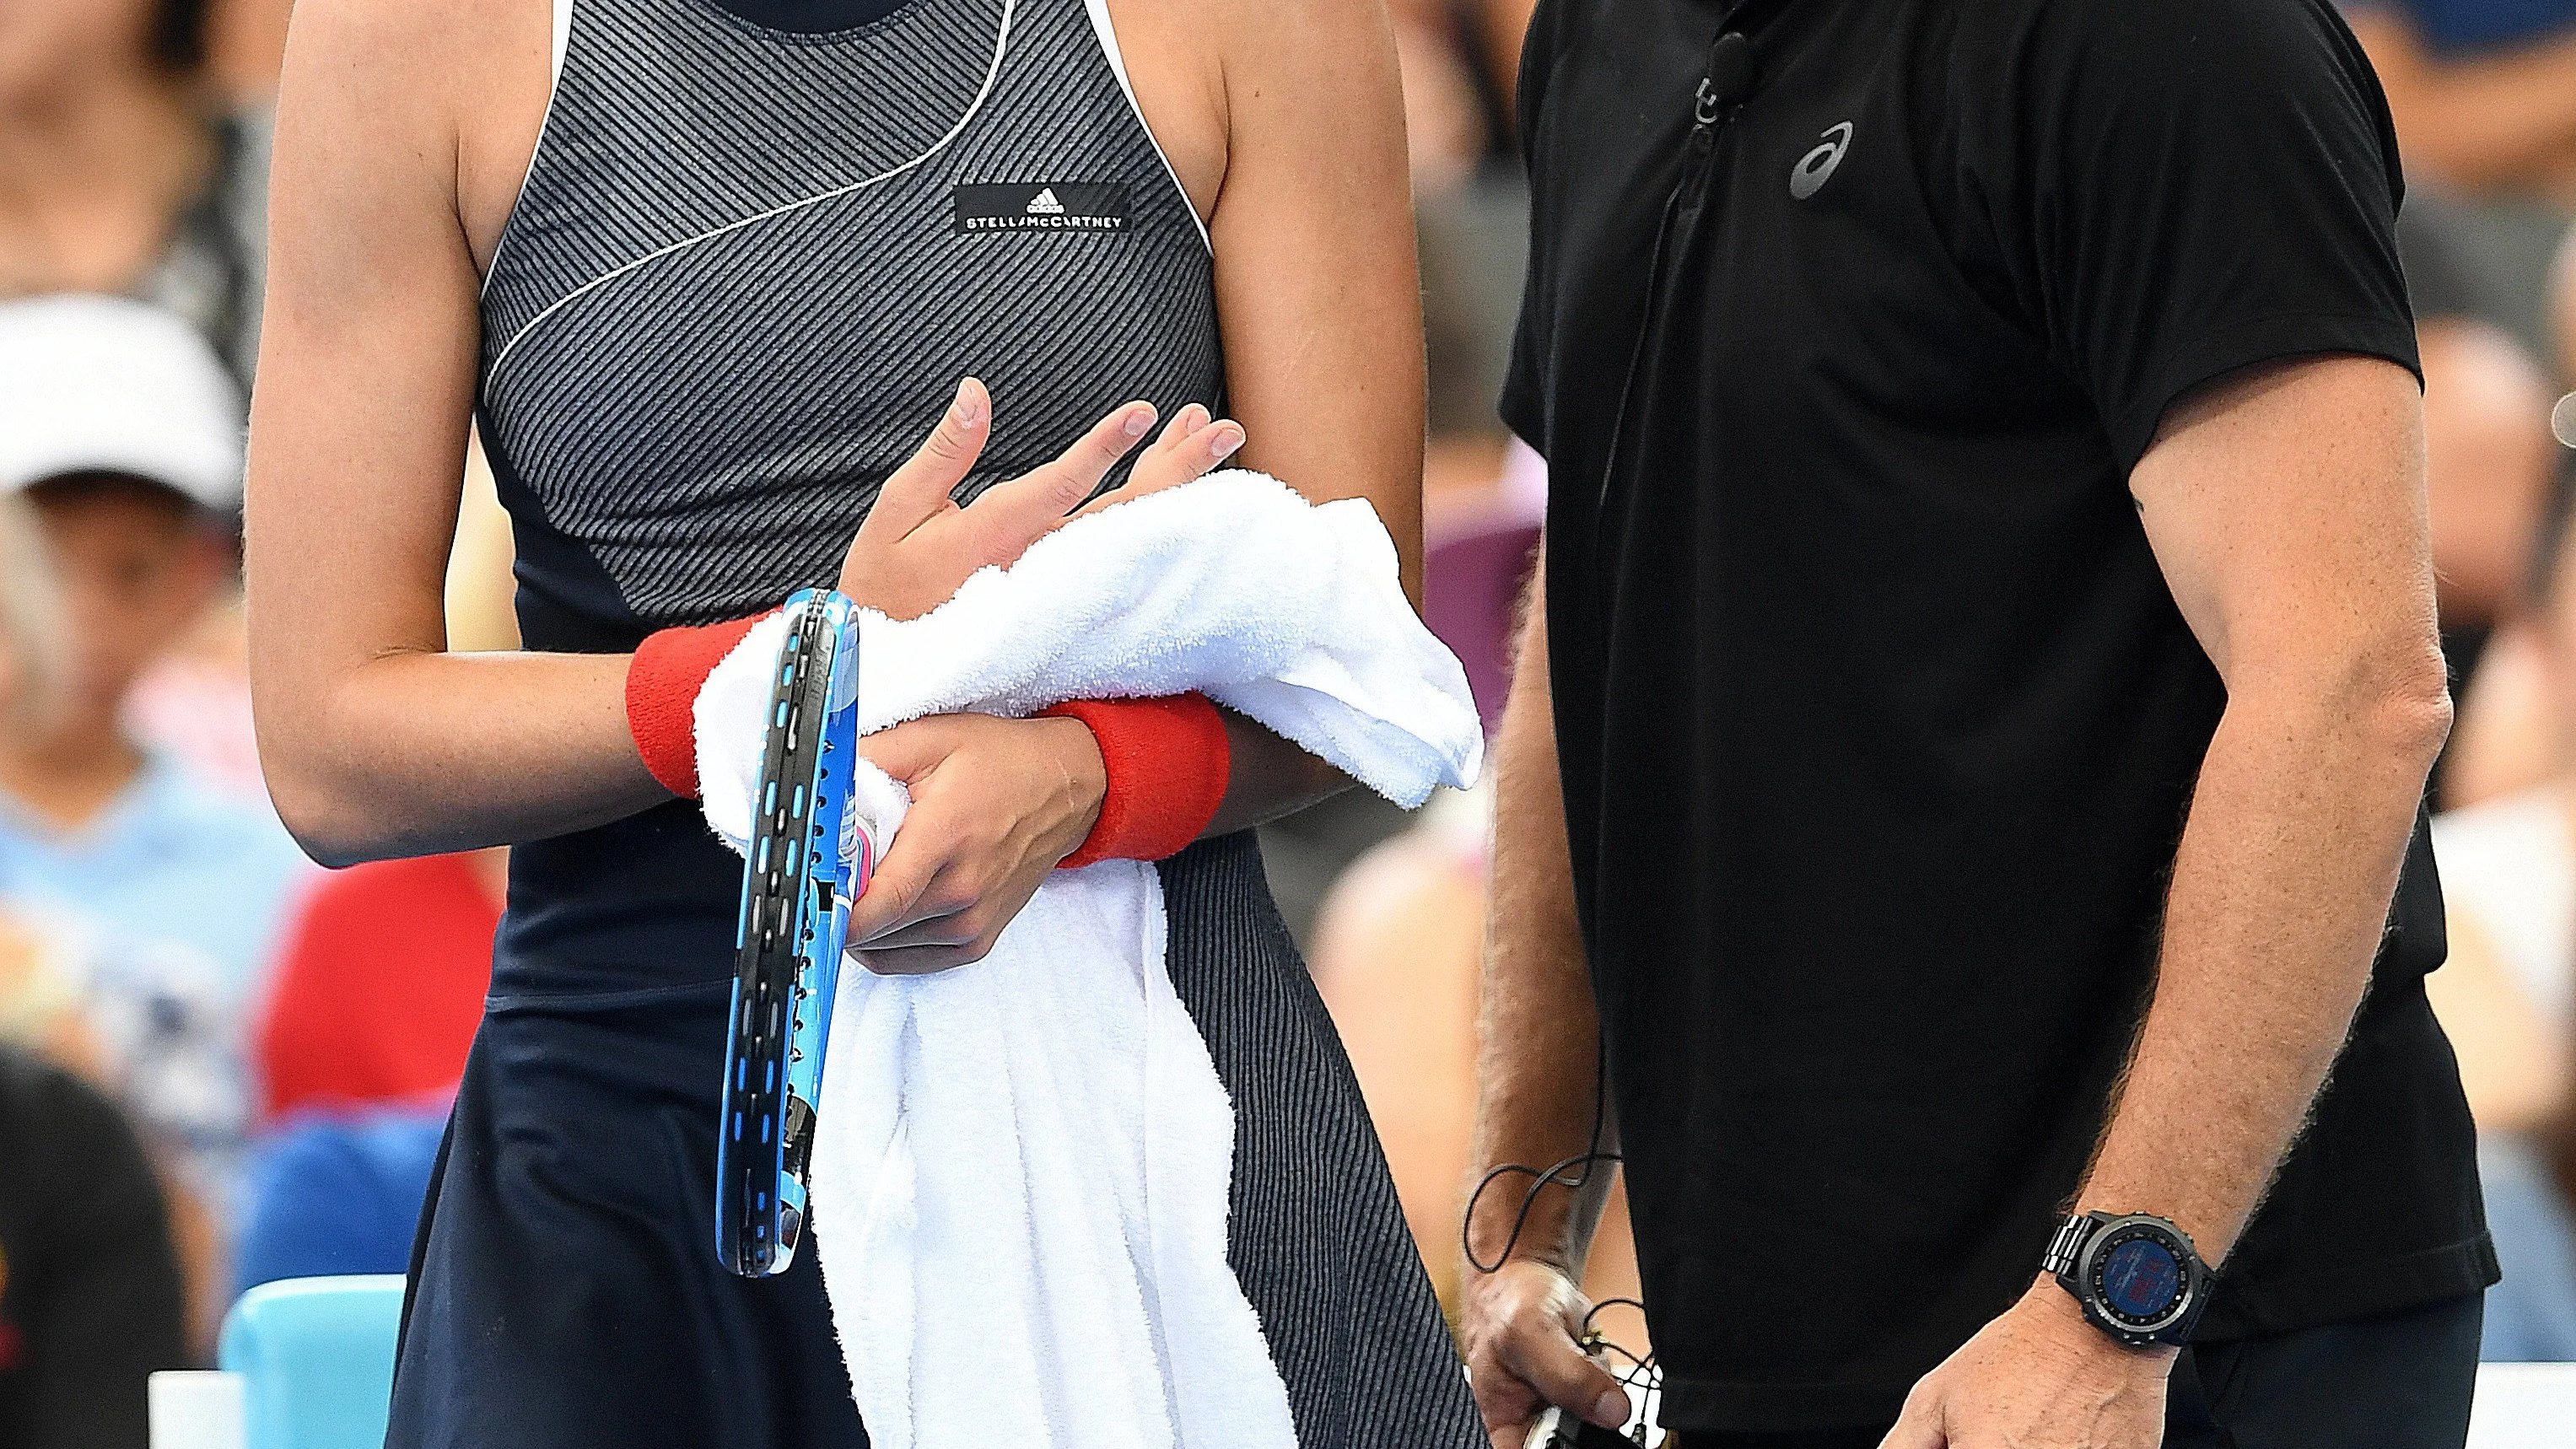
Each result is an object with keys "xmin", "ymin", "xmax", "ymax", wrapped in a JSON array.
[{"xmin": 693, "ymin": 471, "xmax": 1484, "ymax": 1449}]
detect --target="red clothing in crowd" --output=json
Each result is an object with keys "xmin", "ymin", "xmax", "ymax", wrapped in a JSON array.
[{"xmin": 256, "ymin": 853, "xmax": 500, "ymax": 1122}]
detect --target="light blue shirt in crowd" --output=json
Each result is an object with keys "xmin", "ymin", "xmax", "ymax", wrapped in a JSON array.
[
  {"xmin": 2479, "ymin": 1134, "xmax": 2576, "ymax": 1361},
  {"xmin": 0, "ymin": 751, "xmax": 312, "ymax": 1003},
  {"xmin": 0, "ymin": 752, "xmax": 314, "ymax": 1215}
]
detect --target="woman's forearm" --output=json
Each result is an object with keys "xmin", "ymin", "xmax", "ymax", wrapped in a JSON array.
[
  {"xmin": 257, "ymin": 648, "xmax": 665, "ymax": 865},
  {"xmin": 267, "ymin": 648, "xmax": 1314, "ymax": 869},
  {"xmin": 1203, "ymin": 710, "xmax": 1354, "ymax": 837}
]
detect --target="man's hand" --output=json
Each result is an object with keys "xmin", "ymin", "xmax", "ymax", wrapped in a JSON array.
[
  {"xmin": 846, "ymin": 712, "xmax": 1107, "ymax": 973},
  {"xmin": 1461, "ymin": 1258, "xmax": 1632, "ymax": 1449},
  {"xmin": 1880, "ymin": 1284, "xmax": 2174, "ymax": 1449}
]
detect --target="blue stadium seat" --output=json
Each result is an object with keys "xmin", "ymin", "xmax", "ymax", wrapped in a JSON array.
[{"xmin": 216, "ymin": 1275, "xmax": 406, "ymax": 1449}]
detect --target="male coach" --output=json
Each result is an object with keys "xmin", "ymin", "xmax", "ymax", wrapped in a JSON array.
[{"xmin": 1464, "ymin": 0, "xmax": 2493, "ymax": 1446}]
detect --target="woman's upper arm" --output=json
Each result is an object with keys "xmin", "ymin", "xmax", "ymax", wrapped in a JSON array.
[
  {"xmin": 1206, "ymin": 0, "xmax": 1427, "ymax": 603},
  {"xmin": 245, "ymin": 0, "xmax": 499, "ymax": 754}
]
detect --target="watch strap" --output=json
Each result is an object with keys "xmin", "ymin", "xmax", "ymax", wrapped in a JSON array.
[
  {"xmin": 2160, "ymin": 1268, "xmax": 2212, "ymax": 1346},
  {"xmin": 2040, "ymin": 1210, "xmax": 2099, "ymax": 1281}
]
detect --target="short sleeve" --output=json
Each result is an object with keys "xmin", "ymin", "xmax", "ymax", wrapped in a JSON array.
[
  {"xmin": 1499, "ymin": 299, "xmax": 1547, "ymax": 455},
  {"xmin": 1960, "ymin": 0, "xmax": 2420, "ymax": 471},
  {"xmin": 1498, "ymin": 0, "xmax": 1571, "ymax": 456}
]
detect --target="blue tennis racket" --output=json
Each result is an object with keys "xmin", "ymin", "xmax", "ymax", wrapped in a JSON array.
[{"xmin": 716, "ymin": 588, "xmax": 871, "ymax": 1277}]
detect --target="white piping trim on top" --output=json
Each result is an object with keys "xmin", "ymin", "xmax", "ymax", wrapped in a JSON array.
[
  {"xmin": 550, "ymin": 0, "xmax": 573, "ymax": 83},
  {"xmin": 485, "ymin": 0, "xmax": 1019, "ymax": 388},
  {"xmin": 477, "ymin": 0, "xmax": 577, "ymax": 302},
  {"xmin": 1081, "ymin": 0, "xmax": 1210, "ymax": 251}
]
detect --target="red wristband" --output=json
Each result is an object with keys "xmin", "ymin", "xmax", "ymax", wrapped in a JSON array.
[
  {"xmin": 627, "ymin": 612, "xmax": 773, "ymax": 799},
  {"xmin": 1040, "ymin": 694, "xmax": 1231, "ymax": 868}
]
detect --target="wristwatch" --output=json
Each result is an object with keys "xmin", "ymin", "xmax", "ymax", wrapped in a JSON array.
[{"xmin": 2042, "ymin": 1210, "xmax": 2211, "ymax": 1349}]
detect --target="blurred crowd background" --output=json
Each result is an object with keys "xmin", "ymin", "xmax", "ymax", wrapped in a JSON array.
[{"xmin": 11, "ymin": 0, "xmax": 2576, "ymax": 1441}]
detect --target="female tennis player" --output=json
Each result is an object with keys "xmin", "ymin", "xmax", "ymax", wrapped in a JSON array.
[{"xmin": 242, "ymin": 0, "xmax": 1477, "ymax": 1443}]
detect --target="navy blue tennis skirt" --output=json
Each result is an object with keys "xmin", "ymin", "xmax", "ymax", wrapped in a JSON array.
[{"xmin": 384, "ymin": 832, "xmax": 1481, "ymax": 1449}]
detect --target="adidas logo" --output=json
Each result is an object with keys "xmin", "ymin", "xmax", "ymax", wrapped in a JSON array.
[{"xmin": 1025, "ymin": 188, "xmax": 1068, "ymax": 216}]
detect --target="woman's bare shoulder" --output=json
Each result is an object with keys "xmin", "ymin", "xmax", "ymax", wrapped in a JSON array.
[
  {"xmin": 277, "ymin": 0, "xmax": 552, "ymax": 269},
  {"xmin": 1105, "ymin": 0, "xmax": 1402, "ymax": 222},
  {"xmin": 1097, "ymin": 0, "xmax": 1228, "ymax": 221}
]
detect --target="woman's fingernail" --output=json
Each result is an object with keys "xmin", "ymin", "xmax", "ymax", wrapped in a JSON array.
[
  {"xmin": 1123, "ymin": 407, "xmax": 1155, "ymax": 439},
  {"xmin": 953, "ymin": 379, "xmax": 985, "ymax": 427},
  {"xmin": 1207, "ymin": 423, "xmax": 1245, "ymax": 459}
]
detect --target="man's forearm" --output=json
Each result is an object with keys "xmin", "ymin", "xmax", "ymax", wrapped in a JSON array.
[
  {"xmin": 2074, "ymin": 672, "xmax": 2449, "ymax": 1261},
  {"xmin": 1468, "ymin": 556, "xmax": 1616, "ymax": 1274}
]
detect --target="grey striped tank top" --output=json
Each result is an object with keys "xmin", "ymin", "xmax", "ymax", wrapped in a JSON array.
[
  {"xmin": 480, "ymin": 0, "xmax": 1223, "ymax": 644},
  {"xmin": 476, "ymin": 0, "xmax": 1224, "ymax": 981}
]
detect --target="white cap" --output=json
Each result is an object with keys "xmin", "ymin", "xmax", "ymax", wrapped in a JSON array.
[{"xmin": 0, "ymin": 294, "xmax": 244, "ymax": 511}]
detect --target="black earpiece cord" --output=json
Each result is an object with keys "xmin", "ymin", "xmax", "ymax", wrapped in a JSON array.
[{"xmin": 1462, "ymin": 1022, "xmax": 1619, "ymax": 1277}]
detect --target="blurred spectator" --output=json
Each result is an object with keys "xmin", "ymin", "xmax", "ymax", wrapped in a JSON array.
[
  {"xmin": 2480, "ymin": 1133, "xmax": 2576, "ymax": 1359},
  {"xmin": 207, "ymin": 0, "xmax": 291, "ymax": 108},
  {"xmin": 256, "ymin": 849, "xmax": 500, "ymax": 1124},
  {"xmin": 2556, "ymin": 218, "xmax": 2576, "ymax": 375},
  {"xmin": 124, "ymin": 593, "xmax": 267, "ymax": 800},
  {"xmin": 0, "ymin": 296, "xmax": 310, "ymax": 1345},
  {"xmin": 0, "ymin": 1043, "xmax": 191, "ymax": 1449},
  {"xmin": 2344, "ymin": 4, "xmax": 2576, "ymax": 362},
  {"xmin": 0, "ymin": 0, "xmax": 268, "ymax": 384},
  {"xmin": 446, "ymin": 442, "xmax": 522, "ymax": 656},
  {"xmin": 0, "ymin": 901, "xmax": 108, "ymax": 1084},
  {"xmin": 0, "ymin": 296, "xmax": 305, "ymax": 1003},
  {"xmin": 2417, "ymin": 318, "xmax": 2558, "ymax": 804},
  {"xmin": 2438, "ymin": 235, "xmax": 2576, "ymax": 807},
  {"xmin": 0, "ymin": 492, "xmax": 60, "ymax": 730},
  {"xmin": 2428, "ymin": 477, "xmax": 2576, "ymax": 1358},
  {"xmin": 234, "ymin": 1104, "xmax": 446, "ymax": 1294},
  {"xmin": 2343, "ymin": 2, "xmax": 2576, "ymax": 197},
  {"xmin": 2433, "ymin": 477, "xmax": 2576, "ymax": 1090},
  {"xmin": 0, "ymin": 498, "xmax": 98, "ymax": 1074},
  {"xmin": 2443, "ymin": 477, "xmax": 2570, "ymax": 811},
  {"xmin": 1393, "ymin": 0, "xmax": 1534, "ymax": 483}
]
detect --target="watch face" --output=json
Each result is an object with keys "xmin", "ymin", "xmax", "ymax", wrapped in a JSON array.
[{"xmin": 2094, "ymin": 1231, "xmax": 2186, "ymax": 1326}]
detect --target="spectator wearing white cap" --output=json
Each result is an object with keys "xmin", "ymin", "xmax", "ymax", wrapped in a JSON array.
[
  {"xmin": 0, "ymin": 0, "xmax": 267, "ymax": 387},
  {"xmin": 0, "ymin": 294, "xmax": 310, "ymax": 1348}
]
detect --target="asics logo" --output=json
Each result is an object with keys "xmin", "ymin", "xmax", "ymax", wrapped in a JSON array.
[{"xmin": 1790, "ymin": 121, "xmax": 1853, "ymax": 201}]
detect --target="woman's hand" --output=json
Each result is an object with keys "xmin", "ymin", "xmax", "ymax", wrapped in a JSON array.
[
  {"xmin": 832, "ymin": 384, "xmax": 1242, "ymax": 972},
  {"xmin": 838, "ymin": 377, "xmax": 1244, "ymax": 620},
  {"xmin": 845, "ymin": 712, "xmax": 1108, "ymax": 974}
]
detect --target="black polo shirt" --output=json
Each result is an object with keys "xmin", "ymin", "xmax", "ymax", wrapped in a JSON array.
[{"xmin": 1502, "ymin": 0, "xmax": 2493, "ymax": 1431}]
